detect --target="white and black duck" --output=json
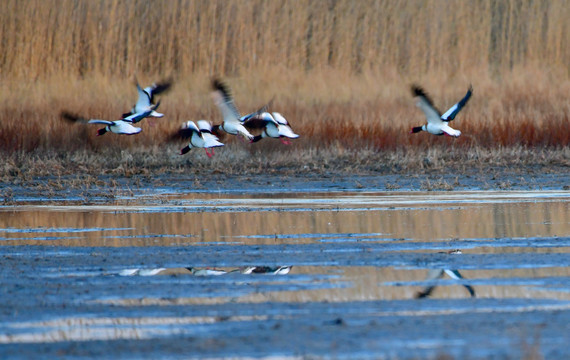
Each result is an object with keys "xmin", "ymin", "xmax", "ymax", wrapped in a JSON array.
[
  {"xmin": 244, "ymin": 112, "xmax": 299, "ymax": 144},
  {"xmin": 174, "ymin": 120, "xmax": 224, "ymax": 157},
  {"xmin": 410, "ymin": 85, "xmax": 473, "ymax": 137},
  {"xmin": 211, "ymin": 78, "xmax": 270, "ymax": 141},
  {"xmin": 61, "ymin": 108, "xmax": 155, "ymax": 136},
  {"xmin": 122, "ymin": 78, "xmax": 172, "ymax": 120}
]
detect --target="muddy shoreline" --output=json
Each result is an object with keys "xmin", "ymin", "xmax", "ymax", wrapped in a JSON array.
[
  {"xmin": 1, "ymin": 164, "xmax": 568, "ymax": 359},
  {"xmin": 1, "ymin": 163, "xmax": 568, "ymax": 205}
]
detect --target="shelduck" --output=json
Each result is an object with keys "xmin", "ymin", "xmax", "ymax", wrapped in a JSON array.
[
  {"xmin": 197, "ymin": 120, "xmax": 224, "ymax": 156},
  {"xmin": 122, "ymin": 78, "xmax": 172, "ymax": 120},
  {"xmin": 176, "ymin": 120, "xmax": 224, "ymax": 157},
  {"xmin": 410, "ymin": 85, "xmax": 473, "ymax": 137},
  {"xmin": 61, "ymin": 108, "xmax": 155, "ymax": 136},
  {"xmin": 211, "ymin": 78, "xmax": 265, "ymax": 141},
  {"xmin": 244, "ymin": 112, "xmax": 299, "ymax": 144}
]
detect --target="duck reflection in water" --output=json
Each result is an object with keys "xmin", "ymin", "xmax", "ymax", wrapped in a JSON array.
[
  {"xmin": 119, "ymin": 266, "xmax": 292, "ymax": 277},
  {"xmin": 187, "ymin": 265, "xmax": 292, "ymax": 276},
  {"xmin": 416, "ymin": 250, "xmax": 475, "ymax": 299}
]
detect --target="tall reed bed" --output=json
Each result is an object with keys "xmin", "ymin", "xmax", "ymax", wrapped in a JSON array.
[
  {"xmin": 1, "ymin": 0, "xmax": 568, "ymax": 78},
  {"xmin": 0, "ymin": 0, "xmax": 568, "ymax": 157},
  {"xmin": 0, "ymin": 70, "xmax": 568, "ymax": 154}
]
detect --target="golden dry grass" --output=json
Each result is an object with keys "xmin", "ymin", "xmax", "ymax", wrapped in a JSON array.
[
  {"xmin": 0, "ymin": 0, "xmax": 568, "ymax": 167},
  {"xmin": 2, "ymin": 0, "xmax": 568, "ymax": 78}
]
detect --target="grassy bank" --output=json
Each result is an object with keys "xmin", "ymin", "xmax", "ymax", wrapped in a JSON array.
[
  {"xmin": 0, "ymin": 1, "xmax": 568, "ymax": 171},
  {"xmin": 2, "ymin": 145, "xmax": 568, "ymax": 180}
]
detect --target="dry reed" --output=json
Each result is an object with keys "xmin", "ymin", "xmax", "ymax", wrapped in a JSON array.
[
  {"xmin": 1, "ymin": 0, "xmax": 568, "ymax": 78},
  {"xmin": 0, "ymin": 0, "xmax": 568, "ymax": 167}
]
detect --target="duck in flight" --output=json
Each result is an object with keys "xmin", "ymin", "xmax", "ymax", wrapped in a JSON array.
[
  {"xmin": 243, "ymin": 112, "xmax": 299, "ymax": 144},
  {"xmin": 61, "ymin": 107, "xmax": 157, "ymax": 136},
  {"xmin": 410, "ymin": 85, "xmax": 473, "ymax": 137},
  {"xmin": 173, "ymin": 120, "xmax": 224, "ymax": 157},
  {"xmin": 122, "ymin": 77, "xmax": 172, "ymax": 120},
  {"xmin": 210, "ymin": 78, "xmax": 269, "ymax": 141}
]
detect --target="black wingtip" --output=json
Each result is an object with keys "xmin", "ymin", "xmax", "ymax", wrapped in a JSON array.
[
  {"xmin": 152, "ymin": 78, "xmax": 173, "ymax": 95},
  {"xmin": 60, "ymin": 111, "xmax": 80, "ymax": 123},
  {"xmin": 411, "ymin": 84, "xmax": 426, "ymax": 98},
  {"xmin": 210, "ymin": 124, "xmax": 222, "ymax": 138},
  {"xmin": 180, "ymin": 145, "xmax": 191, "ymax": 155},
  {"xmin": 211, "ymin": 77, "xmax": 231, "ymax": 96},
  {"xmin": 410, "ymin": 126, "xmax": 423, "ymax": 134},
  {"xmin": 411, "ymin": 84, "xmax": 439, "ymax": 112},
  {"xmin": 415, "ymin": 287, "xmax": 434, "ymax": 299},
  {"xmin": 465, "ymin": 285, "xmax": 476, "ymax": 297}
]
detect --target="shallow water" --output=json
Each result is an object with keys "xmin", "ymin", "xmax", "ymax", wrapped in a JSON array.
[
  {"xmin": 1, "ymin": 190, "xmax": 568, "ymax": 246},
  {"xmin": 0, "ymin": 190, "xmax": 569, "ymax": 359}
]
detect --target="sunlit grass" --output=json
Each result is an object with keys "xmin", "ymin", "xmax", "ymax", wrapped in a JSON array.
[{"xmin": 0, "ymin": 0, "xmax": 568, "ymax": 175}]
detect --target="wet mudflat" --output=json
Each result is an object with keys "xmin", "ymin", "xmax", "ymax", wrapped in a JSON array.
[{"xmin": 0, "ymin": 187, "xmax": 569, "ymax": 359}]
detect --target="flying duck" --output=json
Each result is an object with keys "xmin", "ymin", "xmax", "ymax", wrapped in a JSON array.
[
  {"xmin": 197, "ymin": 120, "xmax": 224, "ymax": 156},
  {"xmin": 122, "ymin": 77, "xmax": 172, "ymax": 120},
  {"xmin": 61, "ymin": 108, "xmax": 155, "ymax": 136},
  {"xmin": 211, "ymin": 78, "xmax": 263, "ymax": 141},
  {"xmin": 244, "ymin": 112, "xmax": 299, "ymax": 144},
  {"xmin": 410, "ymin": 85, "xmax": 473, "ymax": 137},
  {"xmin": 175, "ymin": 120, "xmax": 224, "ymax": 157}
]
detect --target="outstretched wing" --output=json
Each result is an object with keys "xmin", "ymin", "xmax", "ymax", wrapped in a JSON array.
[
  {"xmin": 61, "ymin": 111, "xmax": 114, "ymax": 126},
  {"xmin": 278, "ymin": 124, "xmax": 299, "ymax": 139},
  {"xmin": 243, "ymin": 112, "xmax": 279, "ymax": 129},
  {"xmin": 415, "ymin": 269, "xmax": 444, "ymax": 299},
  {"xmin": 239, "ymin": 97, "xmax": 274, "ymax": 122},
  {"xmin": 123, "ymin": 106, "xmax": 156, "ymax": 123},
  {"xmin": 87, "ymin": 119, "xmax": 114, "ymax": 126},
  {"xmin": 135, "ymin": 82, "xmax": 152, "ymax": 109},
  {"xmin": 271, "ymin": 112, "xmax": 290, "ymax": 126},
  {"xmin": 171, "ymin": 121, "xmax": 201, "ymax": 140},
  {"xmin": 441, "ymin": 85, "xmax": 473, "ymax": 121},
  {"xmin": 444, "ymin": 269, "xmax": 476, "ymax": 297},
  {"xmin": 145, "ymin": 78, "xmax": 173, "ymax": 103},
  {"xmin": 411, "ymin": 85, "xmax": 442, "ymax": 125},
  {"xmin": 61, "ymin": 111, "xmax": 90, "ymax": 124},
  {"xmin": 211, "ymin": 78, "xmax": 241, "ymax": 123},
  {"xmin": 197, "ymin": 120, "xmax": 216, "ymax": 134}
]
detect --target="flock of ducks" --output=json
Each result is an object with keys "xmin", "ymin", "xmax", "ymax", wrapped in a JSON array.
[
  {"xmin": 61, "ymin": 78, "xmax": 300, "ymax": 157},
  {"xmin": 61, "ymin": 79, "xmax": 475, "ymax": 298},
  {"xmin": 61, "ymin": 78, "xmax": 473, "ymax": 156}
]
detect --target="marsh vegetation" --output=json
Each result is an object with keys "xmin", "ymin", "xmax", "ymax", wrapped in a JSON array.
[{"xmin": 0, "ymin": 0, "xmax": 568, "ymax": 177}]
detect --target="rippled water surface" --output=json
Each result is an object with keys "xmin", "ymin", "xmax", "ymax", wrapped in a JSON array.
[
  {"xmin": 1, "ymin": 190, "xmax": 569, "ymax": 359},
  {"xmin": 2, "ymin": 191, "xmax": 568, "ymax": 246}
]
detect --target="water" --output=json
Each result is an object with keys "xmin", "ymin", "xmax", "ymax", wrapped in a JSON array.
[
  {"xmin": 1, "ymin": 191, "xmax": 568, "ymax": 246},
  {"xmin": 0, "ymin": 190, "xmax": 569, "ymax": 358}
]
